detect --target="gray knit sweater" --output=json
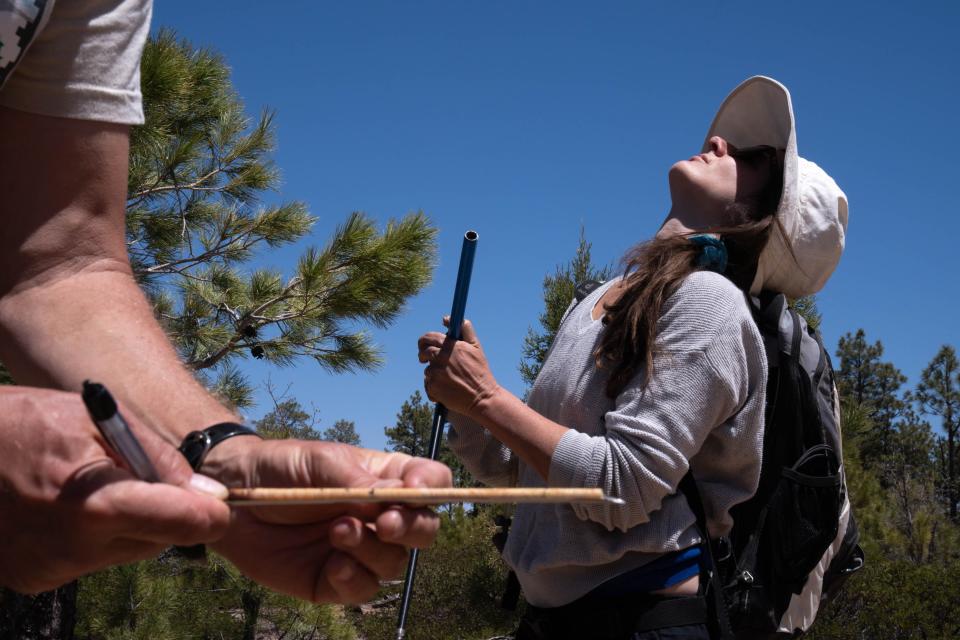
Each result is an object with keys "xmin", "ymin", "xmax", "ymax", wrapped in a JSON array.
[{"xmin": 447, "ymin": 271, "xmax": 767, "ymax": 607}]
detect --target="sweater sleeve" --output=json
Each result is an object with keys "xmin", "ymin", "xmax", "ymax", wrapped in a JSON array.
[
  {"xmin": 547, "ymin": 274, "xmax": 763, "ymax": 532},
  {"xmin": 447, "ymin": 411, "xmax": 518, "ymax": 487}
]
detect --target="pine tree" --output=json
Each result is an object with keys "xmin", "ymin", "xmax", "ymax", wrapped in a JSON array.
[
  {"xmin": 914, "ymin": 345, "xmax": 960, "ymax": 521},
  {"xmin": 385, "ymin": 390, "xmax": 433, "ymax": 458},
  {"xmin": 789, "ymin": 295, "xmax": 822, "ymax": 332},
  {"xmin": 254, "ymin": 397, "xmax": 321, "ymax": 440},
  {"xmin": 385, "ymin": 391, "xmax": 472, "ymax": 488},
  {"xmin": 128, "ymin": 29, "xmax": 437, "ymax": 407},
  {"xmin": 886, "ymin": 409, "xmax": 940, "ymax": 562},
  {"xmin": 323, "ymin": 419, "xmax": 361, "ymax": 446},
  {"xmin": 348, "ymin": 507, "xmax": 521, "ymax": 639},
  {"xmin": 836, "ymin": 329, "xmax": 886, "ymax": 406},
  {"xmin": 835, "ymin": 329, "xmax": 908, "ymax": 469},
  {"xmin": 518, "ymin": 227, "xmax": 611, "ymax": 389}
]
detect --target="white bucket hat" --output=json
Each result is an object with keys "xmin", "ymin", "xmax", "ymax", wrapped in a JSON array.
[{"xmin": 701, "ymin": 76, "xmax": 849, "ymax": 298}]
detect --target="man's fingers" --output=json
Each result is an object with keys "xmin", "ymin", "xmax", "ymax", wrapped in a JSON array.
[
  {"xmin": 108, "ymin": 401, "xmax": 195, "ymax": 487},
  {"xmin": 245, "ymin": 441, "xmax": 394, "ymax": 526},
  {"xmin": 79, "ymin": 465, "xmax": 231, "ymax": 545},
  {"xmin": 401, "ymin": 457, "xmax": 453, "ymax": 489},
  {"xmin": 246, "ymin": 500, "xmax": 381, "ymax": 527},
  {"xmin": 317, "ymin": 552, "xmax": 382, "ymax": 604},
  {"xmin": 92, "ymin": 538, "xmax": 169, "ymax": 568},
  {"xmin": 356, "ymin": 449, "xmax": 452, "ymax": 490},
  {"xmin": 329, "ymin": 518, "xmax": 409, "ymax": 579},
  {"xmin": 375, "ymin": 507, "xmax": 442, "ymax": 549}
]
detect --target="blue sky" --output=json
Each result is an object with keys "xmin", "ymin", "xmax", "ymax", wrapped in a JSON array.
[{"xmin": 153, "ymin": 1, "xmax": 959, "ymax": 450}]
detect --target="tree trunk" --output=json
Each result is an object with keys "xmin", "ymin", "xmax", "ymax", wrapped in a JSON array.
[{"xmin": 0, "ymin": 583, "xmax": 78, "ymax": 640}]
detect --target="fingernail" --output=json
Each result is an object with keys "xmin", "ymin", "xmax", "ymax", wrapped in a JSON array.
[
  {"xmin": 381, "ymin": 509, "xmax": 403, "ymax": 540},
  {"xmin": 333, "ymin": 522, "xmax": 360, "ymax": 547},
  {"xmin": 189, "ymin": 473, "xmax": 229, "ymax": 499}
]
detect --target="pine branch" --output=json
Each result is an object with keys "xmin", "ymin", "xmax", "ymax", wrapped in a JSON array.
[
  {"xmin": 129, "ymin": 32, "xmax": 437, "ymax": 406},
  {"xmin": 128, "ymin": 165, "xmax": 227, "ymax": 202}
]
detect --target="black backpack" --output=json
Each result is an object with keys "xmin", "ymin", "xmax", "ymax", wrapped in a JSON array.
[
  {"xmin": 684, "ymin": 291, "xmax": 865, "ymax": 639},
  {"xmin": 494, "ymin": 282, "xmax": 864, "ymax": 637}
]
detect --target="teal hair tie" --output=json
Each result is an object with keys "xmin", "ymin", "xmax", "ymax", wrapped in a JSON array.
[{"xmin": 689, "ymin": 235, "xmax": 728, "ymax": 273}]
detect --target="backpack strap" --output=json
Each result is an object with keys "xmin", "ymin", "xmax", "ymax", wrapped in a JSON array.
[
  {"xmin": 563, "ymin": 279, "xmax": 606, "ymax": 326},
  {"xmin": 575, "ymin": 279, "xmax": 605, "ymax": 303},
  {"xmin": 678, "ymin": 472, "xmax": 735, "ymax": 640}
]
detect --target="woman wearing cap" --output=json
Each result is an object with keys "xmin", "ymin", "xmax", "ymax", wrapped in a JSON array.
[{"xmin": 418, "ymin": 76, "xmax": 848, "ymax": 640}]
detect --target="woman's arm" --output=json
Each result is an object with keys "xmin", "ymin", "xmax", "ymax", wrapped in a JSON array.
[
  {"xmin": 420, "ymin": 320, "xmax": 567, "ymax": 481},
  {"xmin": 419, "ymin": 274, "xmax": 765, "ymax": 532},
  {"xmin": 549, "ymin": 345, "xmax": 754, "ymax": 531}
]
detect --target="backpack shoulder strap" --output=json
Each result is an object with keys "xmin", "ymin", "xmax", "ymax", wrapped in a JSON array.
[
  {"xmin": 575, "ymin": 279, "xmax": 605, "ymax": 303},
  {"xmin": 555, "ymin": 279, "xmax": 607, "ymax": 332},
  {"xmin": 679, "ymin": 472, "xmax": 735, "ymax": 640}
]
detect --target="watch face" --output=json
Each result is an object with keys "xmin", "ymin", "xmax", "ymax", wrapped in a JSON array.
[
  {"xmin": 179, "ymin": 430, "xmax": 212, "ymax": 470},
  {"xmin": 179, "ymin": 423, "xmax": 259, "ymax": 471}
]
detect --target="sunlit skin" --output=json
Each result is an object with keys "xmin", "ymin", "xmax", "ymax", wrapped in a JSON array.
[
  {"xmin": 659, "ymin": 135, "xmax": 773, "ymax": 240},
  {"xmin": 0, "ymin": 105, "xmax": 451, "ymax": 604},
  {"xmin": 417, "ymin": 136, "xmax": 778, "ymax": 596}
]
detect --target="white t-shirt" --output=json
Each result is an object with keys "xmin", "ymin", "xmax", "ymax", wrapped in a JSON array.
[{"xmin": 0, "ymin": 0, "xmax": 151, "ymax": 124}]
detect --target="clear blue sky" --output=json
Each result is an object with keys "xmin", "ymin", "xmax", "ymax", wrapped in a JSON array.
[{"xmin": 153, "ymin": 1, "xmax": 959, "ymax": 450}]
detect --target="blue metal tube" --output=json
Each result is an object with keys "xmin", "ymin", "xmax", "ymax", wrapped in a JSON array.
[{"xmin": 396, "ymin": 230, "xmax": 478, "ymax": 639}]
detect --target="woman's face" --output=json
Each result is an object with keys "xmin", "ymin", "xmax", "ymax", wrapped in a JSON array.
[{"xmin": 668, "ymin": 136, "xmax": 774, "ymax": 224}]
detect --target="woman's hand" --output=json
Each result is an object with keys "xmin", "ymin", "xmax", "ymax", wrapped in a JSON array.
[
  {"xmin": 419, "ymin": 317, "xmax": 568, "ymax": 481},
  {"xmin": 418, "ymin": 318, "xmax": 501, "ymax": 419},
  {"xmin": 0, "ymin": 387, "xmax": 231, "ymax": 594}
]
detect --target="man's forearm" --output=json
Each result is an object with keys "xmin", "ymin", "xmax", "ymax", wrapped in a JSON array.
[
  {"xmin": 0, "ymin": 107, "xmax": 256, "ymax": 470},
  {"xmin": 0, "ymin": 262, "xmax": 237, "ymax": 444}
]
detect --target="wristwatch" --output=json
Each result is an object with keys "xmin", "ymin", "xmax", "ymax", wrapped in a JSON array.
[
  {"xmin": 175, "ymin": 422, "xmax": 260, "ymax": 562},
  {"xmin": 178, "ymin": 422, "xmax": 261, "ymax": 471}
]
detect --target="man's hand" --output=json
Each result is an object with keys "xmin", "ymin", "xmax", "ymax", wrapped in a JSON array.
[
  {"xmin": 203, "ymin": 438, "xmax": 451, "ymax": 603},
  {"xmin": 0, "ymin": 387, "xmax": 231, "ymax": 594},
  {"xmin": 0, "ymin": 105, "xmax": 452, "ymax": 605}
]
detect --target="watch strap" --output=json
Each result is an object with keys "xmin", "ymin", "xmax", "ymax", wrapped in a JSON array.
[
  {"xmin": 178, "ymin": 422, "xmax": 260, "ymax": 471},
  {"xmin": 174, "ymin": 422, "xmax": 260, "ymax": 563}
]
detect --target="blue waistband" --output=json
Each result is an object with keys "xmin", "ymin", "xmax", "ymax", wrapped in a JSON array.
[{"xmin": 590, "ymin": 546, "xmax": 702, "ymax": 597}]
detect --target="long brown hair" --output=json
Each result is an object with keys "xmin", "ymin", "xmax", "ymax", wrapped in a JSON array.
[{"xmin": 595, "ymin": 167, "xmax": 783, "ymax": 398}]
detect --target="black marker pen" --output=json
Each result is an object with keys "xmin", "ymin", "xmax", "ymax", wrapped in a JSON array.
[{"xmin": 82, "ymin": 381, "xmax": 160, "ymax": 483}]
